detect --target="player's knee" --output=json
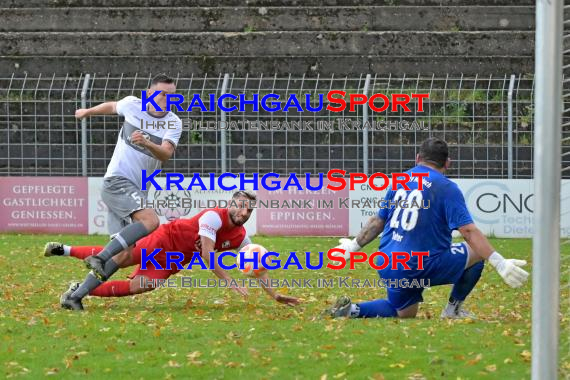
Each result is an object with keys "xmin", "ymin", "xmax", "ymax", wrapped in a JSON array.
[
  {"xmin": 146, "ymin": 216, "xmax": 159, "ymax": 232},
  {"xmin": 468, "ymin": 259, "xmax": 485, "ymax": 273},
  {"xmin": 463, "ymin": 241, "xmax": 473, "ymax": 255},
  {"xmin": 133, "ymin": 210, "xmax": 160, "ymax": 232},
  {"xmin": 131, "ymin": 287, "xmax": 150, "ymax": 295},
  {"xmin": 397, "ymin": 303, "xmax": 419, "ymax": 318},
  {"xmin": 114, "ymin": 250, "xmax": 132, "ymax": 268},
  {"xmin": 463, "ymin": 242, "xmax": 485, "ymax": 268}
]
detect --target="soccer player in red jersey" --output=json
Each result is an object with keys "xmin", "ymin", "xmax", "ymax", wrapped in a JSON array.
[{"xmin": 47, "ymin": 190, "xmax": 300, "ymax": 310}]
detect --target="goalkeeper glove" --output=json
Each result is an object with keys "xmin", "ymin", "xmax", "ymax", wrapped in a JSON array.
[
  {"xmin": 330, "ymin": 238, "xmax": 361, "ymax": 259},
  {"xmin": 488, "ymin": 251, "xmax": 529, "ymax": 288}
]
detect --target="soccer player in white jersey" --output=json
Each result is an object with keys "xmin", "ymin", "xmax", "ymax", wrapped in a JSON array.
[{"xmin": 55, "ymin": 73, "xmax": 183, "ymax": 310}]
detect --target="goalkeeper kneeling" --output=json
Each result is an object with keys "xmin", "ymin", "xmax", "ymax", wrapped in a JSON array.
[{"xmin": 324, "ymin": 138, "xmax": 529, "ymax": 319}]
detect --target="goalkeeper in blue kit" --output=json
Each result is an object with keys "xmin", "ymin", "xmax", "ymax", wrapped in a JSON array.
[{"xmin": 326, "ymin": 138, "xmax": 529, "ymax": 319}]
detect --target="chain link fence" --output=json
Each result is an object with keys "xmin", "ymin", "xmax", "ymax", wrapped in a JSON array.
[{"xmin": 0, "ymin": 73, "xmax": 567, "ymax": 179}]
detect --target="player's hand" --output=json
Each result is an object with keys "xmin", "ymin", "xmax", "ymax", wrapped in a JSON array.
[
  {"xmin": 275, "ymin": 294, "xmax": 301, "ymax": 306},
  {"xmin": 75, "ymin": 109, "xmax": 89, "ymax": 119},
  {"xmin": 330, "ymin": 238, "xmax": 361, "ymax": 259},
  {"xmin": 230, "ymin": 284, "xmax": 249, "ymax": 297},
  {"xmin": 130, "ymin": 131, "xmax": 150, "ymax": 147},
  {"xmin": 489, "ymin": 252, "xmax": 529, "ymax": 288}
]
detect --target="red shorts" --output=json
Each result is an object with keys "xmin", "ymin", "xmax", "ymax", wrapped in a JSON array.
[{"xmin": 128, "ymin": 229, "xmax": 177, "ymax": 280}]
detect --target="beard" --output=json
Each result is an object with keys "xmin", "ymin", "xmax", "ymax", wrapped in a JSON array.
[{"xmin": 229, "ymin": 212, "xmax": 245, "ymax": 226}]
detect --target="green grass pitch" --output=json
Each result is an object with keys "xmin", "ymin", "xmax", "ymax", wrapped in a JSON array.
[{"xmin": 0, "ymin": 234, "xmax": 551, "ymax": 379}]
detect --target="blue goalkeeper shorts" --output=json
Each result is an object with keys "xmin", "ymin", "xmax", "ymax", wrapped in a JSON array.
[{"xmin": 377, "ymin": 242, "xmax": 470, "ymax": 311}]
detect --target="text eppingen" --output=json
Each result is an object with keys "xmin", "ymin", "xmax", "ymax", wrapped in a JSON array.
[{"xmin": 140, "ymin": 197, "xmax": 430, "ymax": 211}]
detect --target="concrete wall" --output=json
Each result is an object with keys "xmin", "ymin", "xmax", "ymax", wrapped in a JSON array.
[{"xmin": 0, "ymin": 1, "xmax": 537, "ymax": 76}]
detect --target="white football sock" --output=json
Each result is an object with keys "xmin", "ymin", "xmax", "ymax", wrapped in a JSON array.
[
  {"xmin": 349, "ymin": 303, "xmax": 360, "ymax": 318},
  {"xmin": 445, "ymin": 299, "xmax": 463, "ymax": 314},
  {"xmin": 63, "ymin": 245, "xmax": 71, "ymax": 256}
]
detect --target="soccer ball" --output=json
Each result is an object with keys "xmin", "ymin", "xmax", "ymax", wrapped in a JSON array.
[{"xmin": 237, "ymin": 243, "xmax": 268, "ymax": 277}]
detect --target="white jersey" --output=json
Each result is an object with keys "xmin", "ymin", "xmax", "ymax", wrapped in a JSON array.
[{"xmin": 104, "ymin": 96, "xmax": 183, "ymax": 189}]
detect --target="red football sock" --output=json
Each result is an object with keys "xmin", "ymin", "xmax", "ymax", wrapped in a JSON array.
[
  {"xmin": 70, "ymin": 246, "xmax": 103, "ymax": 259},
  {"xmin": 89, "ymin": 281, "xmax": 132, "ymax": 297}
]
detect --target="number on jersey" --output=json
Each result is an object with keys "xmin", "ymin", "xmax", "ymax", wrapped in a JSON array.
[{"xmin": 389, "ymin": 189, "xmax": 424, "ymax": 231}]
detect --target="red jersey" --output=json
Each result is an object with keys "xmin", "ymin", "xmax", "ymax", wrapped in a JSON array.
[
  {"xmin": 130, "ymin": 208, "xmax": 250, "ymax": 278},
  {"xmin": 167, "ymin": 208, "xmax": 248, "ymax": 254}
]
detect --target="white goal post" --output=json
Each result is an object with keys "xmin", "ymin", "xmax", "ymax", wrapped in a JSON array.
[{"xmin": 532, "ymin": 0, "xmax": 563, "ymax": 379}]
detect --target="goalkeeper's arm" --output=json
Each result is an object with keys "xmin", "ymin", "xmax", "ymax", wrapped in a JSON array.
[
  {"xmin": 332, "ymin": 215, "xmax": 385, "ymax": 257},
  {"xmin": 458, "ymin": 223, "xmax": 529, "ymax": 288},
  {"xmin": 75, "ymin": 101, "xmax": 118, "ymax": 119}
]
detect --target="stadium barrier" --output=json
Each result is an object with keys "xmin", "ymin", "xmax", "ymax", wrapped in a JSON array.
[
  {"xmin": 1, "ymin": 176, "xmax": 569, "ymax": 238},
  {"xmin": 1, "ymin": 73, "xmax": 553, "ymax": 179}
]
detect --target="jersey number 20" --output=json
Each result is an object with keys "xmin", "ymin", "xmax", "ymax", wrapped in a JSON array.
[{"xmin": 389, "ymin": 189, "xmax": 423, "ymax": 231}]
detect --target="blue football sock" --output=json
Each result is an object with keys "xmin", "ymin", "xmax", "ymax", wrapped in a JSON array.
[
  {"xmin": 450, "ymin": 260, "xmax": 484, "ymax": 302},
  {"xmin": 356, "ymin": 299, "xmax": 398, "ymax": 318}
]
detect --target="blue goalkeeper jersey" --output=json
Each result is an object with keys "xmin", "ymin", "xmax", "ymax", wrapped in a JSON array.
[{"xmin": 377, "ymin": 165, "xmax": 473, "ymax": 261}]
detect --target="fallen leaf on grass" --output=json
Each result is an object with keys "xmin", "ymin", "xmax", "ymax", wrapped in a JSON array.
[
  {"xmin": 520, "ymin": 350, "xmax": 531, "ymax": 362},
  {"xmin": 105, "ymin": 345, "xmax": 116, "ymax": 353},
  {"xmin": 467, "ymin": 353, "xmax": 483, "ymax": 366},
  {"xmin": 165, "ymin": 360, "xmax": 180, "ymax": 368},
  {"xmin": 45, "ymin": 368, "xmax": 59, "ymax": 376}
]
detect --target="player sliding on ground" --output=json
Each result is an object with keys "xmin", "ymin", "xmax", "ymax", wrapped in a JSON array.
[
  {"xmin": 47, "ymin": 190, "xmax": 300, "ymax": 310},
  {"xmin": 325, "ymin": 138, "xmax": 529, "ymax": 319},
  {"xmin": 70, "ymin": 73, "xmax": 182, "ymax": 304}
]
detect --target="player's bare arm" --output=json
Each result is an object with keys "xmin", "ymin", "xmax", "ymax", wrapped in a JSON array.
[
  {"xmin": 459, "ymin": 223, "xmax": 529, "ymax": 288},
  {"xmin": 356, "ymin": 215, "xmax": 385, "ymax": 247},
  {"xmin": 199, "ymin": 234, "xmax": 249, "ymax": 297},
  {"xmin": 130, "ymin": 133, "xmax": 175, "ymax": 162},
  {"xmin": 75, "ymin": 101, "xmax": 118, "ymax": 119},
  {"xmin": 458, "ymin": 223, "xmax": 495, "ymax": 261},
  {"xmin": 255, "ymin": 271, "xmax": 301, "ymax": 307},
  {"xmin": 331, "ymin": 215, "xmax": 385, "ymax": 258}
]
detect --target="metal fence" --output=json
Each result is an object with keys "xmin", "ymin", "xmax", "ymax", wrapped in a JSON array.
[{"xmin": 1, "ymin": 73, "xmax": 567, "ymax": 179}]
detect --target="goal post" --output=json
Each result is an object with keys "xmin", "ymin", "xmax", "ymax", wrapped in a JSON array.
[{"xmin": 532, "ymin": 1, "xmax": 563, "ymax": 379}]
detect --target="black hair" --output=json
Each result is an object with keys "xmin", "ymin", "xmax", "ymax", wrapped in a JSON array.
[
  {"xmin": 150, "ymin": 73, "xmax": 175, "ymax": 86},
  {"xmin": 418, "ymin": 138, "xmax": 449, "ymax": 168},
  {"xmin": 232, "ymin": 190, "xmax": 257, "ymax": 201}
]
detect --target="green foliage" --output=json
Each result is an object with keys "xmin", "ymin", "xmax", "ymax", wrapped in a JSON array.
[
  {"xmin": 190, "ymin": 131, "xmax": 202, "ymax": 144},
  {"xmin": 518, "ymin": 105, "xmax": 533, "ymax": 129},
  {"xmin": 447, "ymin": 103, "xmax": 468, "ymax": 118},
  {"xmin": 0, "ymin": 91, "xmax": 43, "ymax": 101},
  {"xmin": 491, "ymin": 91, "xmax": 504, "ymax": 102},
  {"xmin": 449, "ymin": 25, "xmax": 462, "ymax": 32},
  {"xmin": 518, "ymin": 133, "xmax": 531, "ymax": 146}
]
